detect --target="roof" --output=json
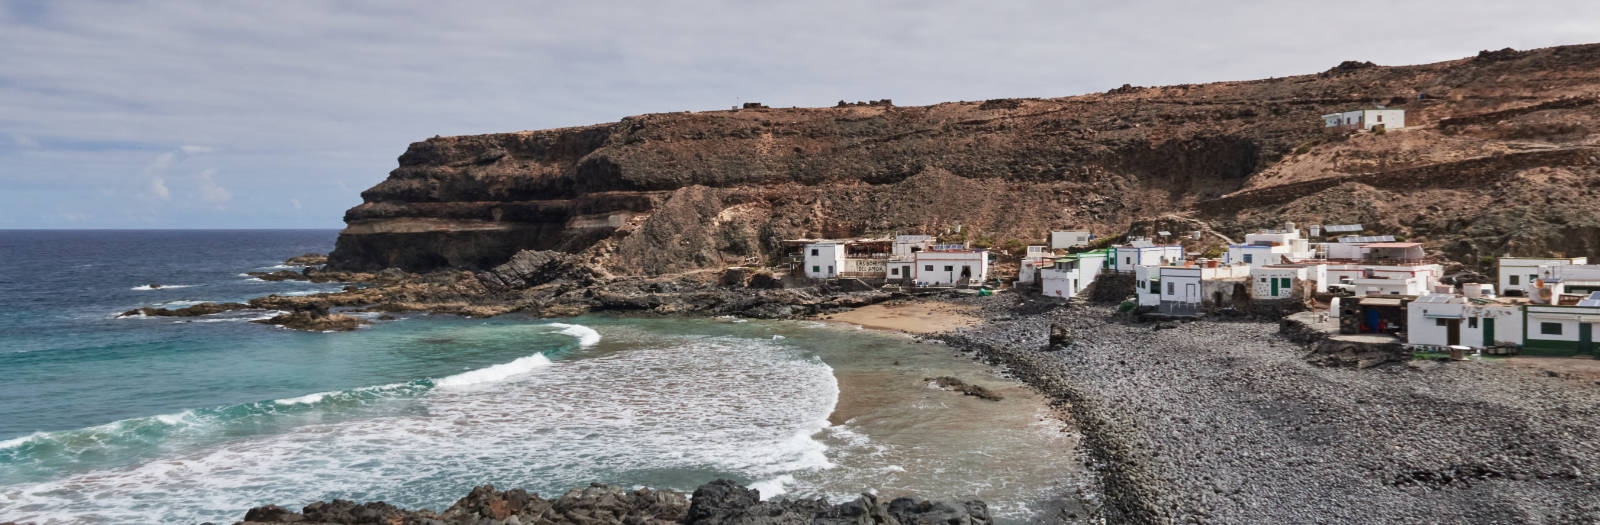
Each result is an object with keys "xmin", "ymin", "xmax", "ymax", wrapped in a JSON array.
[
  {"xmin": 1414, "ymin": 294, "xmax": 1464, "ymax": 304},
  {"xmin": 1364, "ymin": 242, "xmax": 1422, "ymax": 249},
  {"xmin": 1358, "ymin": 297, "xmax": 1405, "ymax": 306},
  {"xmin": 1579, "ymin": 292, "xmax": 1600, "ymax": 307}
]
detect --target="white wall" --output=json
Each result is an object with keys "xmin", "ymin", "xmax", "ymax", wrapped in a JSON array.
[
  {"xmin": 1161, "ymin": 268, "xmax": 1203, "ymax": 304},
  {"xmin": 804, "ymin": 244, "xmax": 844, "ymax": 279},
  {"xmin": 915, "ymin": 251, "xmax": 988, "ymax": 285},
  {"xmin": 1364, "ymin": 109, "xmax": 1405, "ymax": 130},
  {"xmin": 1251, "ymin": 267, "xmax": 1304, "ymax": 299},
  {"xmin": 1499, "ymin": 258, "xmax": 1586, "ymax": 296},
  {"xmin": 1136, "ymin": 265, "xmax": 1161, "ymax": 306},
  {"xmin": 1051, "ymin": 231, "xmax": 1090, "ymax": 250}
]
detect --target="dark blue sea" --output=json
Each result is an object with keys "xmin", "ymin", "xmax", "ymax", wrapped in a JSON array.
[{"xmin": 0, "ymin": 230, "xmax": 1074, "ymax": 524}]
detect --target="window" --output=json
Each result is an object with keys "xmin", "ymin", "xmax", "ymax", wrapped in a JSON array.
[
  {"xmin": 1376, "ymin": 114, "xmax": 1383, "ymax": 123},
  {"xmin": 1243, "ymin": 254, "xmax": 1253, "ymax": 264},
  {"xmin": 1436, "ymin": 318, "xmax": 1449, "ymax": 327},
  {"xmin": 1167, "ymin": 282, "xmax": 1175, "ymax": 295},
  {"xmin": 810, "ymin": 249, "xmax": 818, "ymax": 256},
  {"xmin": 1541, "ymin": 322, "xmax": 1563, "ymax": 335},
  {"xmin": 944, "ymin": 265, "xmax": 953, "ymax": 272},
  {"xmin": 924, "ymin": 265, "xmax": 933, "ymax": 271},
  {"xmin": 812, "ymin": 266, "xmax": 820, "ymax": 273},
  {"xmin": 890, "ymin": 268, "xmax": 899, "ymax": 276},
  {"xmin": 1259, "ymin": 278, "xmax": 1267, "ymax": 283},
  {"xmin": 1509, "ymin": 275, "xmax": 1520, "ymax": 286},
  {"xmin": 1280, "ymin": 278, "xmax": 1291, "ymax": 287},
  {"xmin": 1125, "ymin": 257, "xmax": 1131, "ymax": 264},
  {"xmin": 1469, "ymin": 317, "xmax": 1478, "ymax": 329},
  {"xmin": 1529, "ymin": 274, "xmax": 1538, "ymax": 284}
]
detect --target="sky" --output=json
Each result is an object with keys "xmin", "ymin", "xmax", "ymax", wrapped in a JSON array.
[{"xmin": 4, "ymin": 1, "xmax": 1600, "ymax": 229}]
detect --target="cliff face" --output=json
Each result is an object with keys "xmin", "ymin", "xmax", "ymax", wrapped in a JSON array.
[{"xmin": 330, "ymin": 44, "xmax": 1600, "ymax": 274}]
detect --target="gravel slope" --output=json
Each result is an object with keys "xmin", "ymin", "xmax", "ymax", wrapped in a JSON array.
[{"xmin": 941, "ymin": 296, "xmax": 1600, "ymax": 524}]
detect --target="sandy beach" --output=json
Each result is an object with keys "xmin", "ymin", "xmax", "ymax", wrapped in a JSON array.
[{"xmin": 814, "ymin": 299, "xmax": 983, "ymax": 334}]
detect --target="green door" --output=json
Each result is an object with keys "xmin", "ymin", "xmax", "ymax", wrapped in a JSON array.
[
  {"xmin": 1270, "ymin": 278, "xmax": 1279, "ymax": 297},
  {"xmin": 1483, "ymin": 318, "xmax": 1495, "ymax": 347},
  {"xmin": 1582, "ymin": 323, "xmax": 1594, "ymax": 354}
]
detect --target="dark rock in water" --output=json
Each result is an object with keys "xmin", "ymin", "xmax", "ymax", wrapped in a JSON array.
[
  {"xmin": 924, "ymin": 376, "xmax": 1004, "ymax": 401},
  {"xmin": 283, "ymin": 253, "xmax": 329, "ymax": 266},
  {"xmin": 238, "ymin": 480, "xmax": 990, "ymax": 525},
  {"xmin": 248, "ymin": 269, "xmax": 311, "ymax": 282},
  {"xmin": 253, "ymin": 310, "xmax": 367, "ymax": 332},
  {"xmin": 120, "ymin": 302, "xmax": 249, "ymax": 318},
  {"xmin": 147, "ymin": 283, "xmax": 162, "ymax": 289}
]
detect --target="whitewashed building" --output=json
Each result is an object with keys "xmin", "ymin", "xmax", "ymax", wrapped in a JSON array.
[
  {"xmin": 1522, "ymin": 303, "xmax": 1600, "ymax": 355},
  {"xmin": 1225, "ymin": 229, "xmax": 1314, "ymax": 268},
  {"xmin": 1496, "ymin": 256, "xmax": 1589, "ymax": 297},
  {"xmin": 1050, "ymin": 231, "xmax": 1092, "ymax": 250},
  {"xmin": 914, "ymin": 248, "xmax": 989, "ymax": 286},
  {"xmin": 1251, "ymin": 265, "xmax": 1314, "ymax": 300},
  {"xmin": 1156, "ymin": 263, "xmax": 1251, "ymax": 316},
  {"xmin": 888, "ymin": 235, "xmax": 936, "ymax": 281},
  {"xmin": 1406, "ymin": 294, "xmax": 1524, "ymax": 349},
  {"xmin": 1321, "ymin": 108, "xmax": 1405, "ymax": 131},
  {"xmin": 803, "ymin": 242, "xmax": 845, "ymax": 279},
  {"xmin": 1041, "ymin": 252, "xmax": 1106, "ymax": 300},
  {"xmin": 1017, "ymin": 245, "xmax": 1053, "ymax": 285},
  {"xmin": 1111, "ymin": 242, "xmax": 1184, "ymax": 273},
  {"xmin": 1136, "ymin": 265, "xmax": 1162, "ymax": 307}
]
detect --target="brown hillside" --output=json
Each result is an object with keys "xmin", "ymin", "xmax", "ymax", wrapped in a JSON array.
[{"xmin": 329, "ymin": 44, "xmax": 1600, "ymax": 273}]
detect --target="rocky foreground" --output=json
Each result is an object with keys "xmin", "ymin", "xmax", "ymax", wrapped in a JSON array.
[
  {"xmin": 940, "ymin": 296, "xmax": 1600, "ymax": 524},
  {"xmin": 235, "ymin": 479, "xmax": 991, "ymax": 525}
]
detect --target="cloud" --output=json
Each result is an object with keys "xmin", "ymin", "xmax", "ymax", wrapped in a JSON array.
[
  {"xmin": 195, "ymin": 168, "xmax": 231, "ymax": 204},
  {"xmin": 290, "ymin": 198, "xmax": 302, "ymax": 210},
  {"xmin": 141, "ymin": 151, "xmax": 175, "ymax": 200},
  {"xmin": 5, "ymin": 1, "xmax": 1600, "ymax": 227}
]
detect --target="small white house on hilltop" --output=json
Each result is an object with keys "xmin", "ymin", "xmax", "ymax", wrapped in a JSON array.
[
  {"xmin": 1111, "ymin": 242, "xmax": 1183, "ymax": 272},
  {"xmin": 1322, "ymin": 108, "xmax": 1405, "ymax": 131},
  {"xmin": 1050, "ymin": 231, "xmax": 1091, "ymax": 250},
  {"xmin": 1225, "ymin": 229, "xmax": 1315, "ymax": 268},
  {"xmin": 1041, "ymin": 252, "xmax": 1106, "ymax": 300}
]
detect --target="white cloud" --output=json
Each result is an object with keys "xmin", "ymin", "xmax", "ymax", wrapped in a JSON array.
[
  {"xmin": 141, "ymin": 152, "xmax": 175, "ymax": 200},
  {"xmin": 290, "ymin": 198, "xmax": 302, "ymax": 210},
  {"xmin": 5, "ymin": 1, "xmax": 1600, "ymax": 227},
  {"xmin": 196, "ymin": 168, "xmax": 231, "ymax": 204}
]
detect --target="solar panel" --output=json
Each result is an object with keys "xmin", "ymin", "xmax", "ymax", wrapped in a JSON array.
[
  {"xmin": 1581, "ymin": 291, "xmax": 1600, "ymax": 307},
  {"xmin": 932, "ymin": 244, "xmax": 967, "ymax": 251},
  {"xmin": 1337, "ymin": 235, "xmax": 1395, "ymax": 244},
  {"xmin": 1324, "ymin": 224, "xmax": 1364, "ymax": 233}
]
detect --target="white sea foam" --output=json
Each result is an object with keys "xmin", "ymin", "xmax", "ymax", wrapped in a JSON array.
[
  {"xmin": 0, "ymin": 336, "xmax": 840, "ymax": 524},
  {"xmin": 0, "ymin": 432, "xmax": 45, "ymax": 450},
  {"xmin": 153, "ymin": 411, "xmax": 192, "ymax": 425},
  {"xmin": 433, "ymin": 353, "xmax": 553, "ymax": 389},
  {"xmin": 273, "ymin": 392, "xmax": 331, "ymax": 406},
  {"xmin": 131, "ymin": 284, "xmax": 196, "ymax": 291},
  {"xmin": 748, "ymin": 474, "xmax": 796, "ymax": 499},
  {"xmin": 547, "ymin": 323, "xmax": 602, "ymax": 348},
  {"xmin": 772, "ymin": 335, "xmax": 786, "ymax": 340}
]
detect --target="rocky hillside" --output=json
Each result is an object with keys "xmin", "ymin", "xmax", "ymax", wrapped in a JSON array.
[{"xmin": 329, "ymin": 44, "xmax": 1600, "ymax": 274}]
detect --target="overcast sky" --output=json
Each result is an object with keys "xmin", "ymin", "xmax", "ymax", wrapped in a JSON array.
[{"xmin": 4, "ymin": 1, "xmax": 1599, "ymax": 229}]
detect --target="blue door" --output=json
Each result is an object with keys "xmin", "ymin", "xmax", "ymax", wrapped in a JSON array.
[{"xmin": 1365, "ymin": 308, "xmax": 1381, "ymax": 332}]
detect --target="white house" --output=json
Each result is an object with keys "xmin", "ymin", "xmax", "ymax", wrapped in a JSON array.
[
  {"xmin": 1050, "ymin": 231, "xmax": 1092, "ymax": 250},
  {"xmin": 1017, "ymin": 245, "xmax": 1053, "ymax": 285},
  {"xmin": 1522, "ymin": 303, "xmax": 1600, "ymax": 355},
  {"xmin": 1040, "ymin": 252, "xmax": 1105, "ymax": 300},
  {"xmin": 1111, "ymin": 242, "xmax": 1184, "ymax": 273},
  {"xmin": 1225, "ymin": 229, "xmax": 1314, "ymax": 268},
  {"xmin": 1156, "ymin": 263, "xmax": 1251, "ymax": 315},
  {"xmin": 1135, "ymin": 265, "xmax": 1162, "ymax": 307},
  {"xmin": 914, "ymin": 248, "xmax": 989, "ymax": 286},
  {"xmin": 803, "ymin": 242, "xmax": 845, "ymax": 279},
  {"xmin": 886, "ymin": 235, "xmax": 936, "ymax": 281},
  {"xmin": 1251, "ymin": 265, "xmax": 1309, "ymax": 300},
  {"xmin": 1406, "ymin": 294, "xmax": 1524, "ymax": 349},
  {"xmin": 1499, "ymin": 256, "xmax": 1588, "ymax": 297},
  {"xmin": 1321, "ymin": 108, "xmax": 1405, "ymax": 131}
]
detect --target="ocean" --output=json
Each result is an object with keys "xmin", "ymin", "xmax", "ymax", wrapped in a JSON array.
[{"xmin": 0, "ymin": 230, "xmax": 1078, "ymax": 524}]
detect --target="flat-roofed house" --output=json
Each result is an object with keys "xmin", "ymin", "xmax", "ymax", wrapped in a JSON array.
[
  {"xmin": 1321, "ymin": 108, "xmax": 1405, "ymax": 131},
  {"xmin": 1499, "ymin": 256, "xmax": 1588, "ymax": 297}
]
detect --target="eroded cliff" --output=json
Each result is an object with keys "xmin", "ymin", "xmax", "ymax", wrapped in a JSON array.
[{"xmin": 330, "ymin": 44, "xmax": 1600, "ymax": 274}]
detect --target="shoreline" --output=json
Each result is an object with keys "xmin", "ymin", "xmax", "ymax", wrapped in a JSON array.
[{"xmin": 936, "ymin": 292, "xmax": 1600, "ymax": 523}]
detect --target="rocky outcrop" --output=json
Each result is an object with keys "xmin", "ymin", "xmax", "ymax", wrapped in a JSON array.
[
  {"xmin": 317, "ymin": 46, "xmax": 1600, "ymax": 275},
  {"xmin": 477, "ymin": 249, "xmax": 598, "ymax": 289},
  {"xmin": 235, "ymin": 480, "xmax": 991, "ymax": 525},
  {"xmin": 119, "ymin": 302, "xmax": 249, "ymax": 317}
]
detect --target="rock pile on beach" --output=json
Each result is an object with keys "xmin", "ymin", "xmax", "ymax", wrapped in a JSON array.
[
  {"xmin": 941, "ymin": 297, "xmax": 1600, "ymax": 523},
  {"xmin": 235, "ymin": 479, "xmax": 992, "ymax": 525}
]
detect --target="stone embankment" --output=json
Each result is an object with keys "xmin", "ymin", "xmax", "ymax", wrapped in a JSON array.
[
  {"xmin": 235, "ymin": 479, "xmax": 992, "ymax": 525},
  {"xmin": 940, "ymin": 296, "xmax": 1600, "ymax": 524}
]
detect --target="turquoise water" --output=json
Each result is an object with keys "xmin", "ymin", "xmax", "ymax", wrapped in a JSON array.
[{"xmin": 0, "ymin": 231, "xmax": 1079, "ymax": 523}]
